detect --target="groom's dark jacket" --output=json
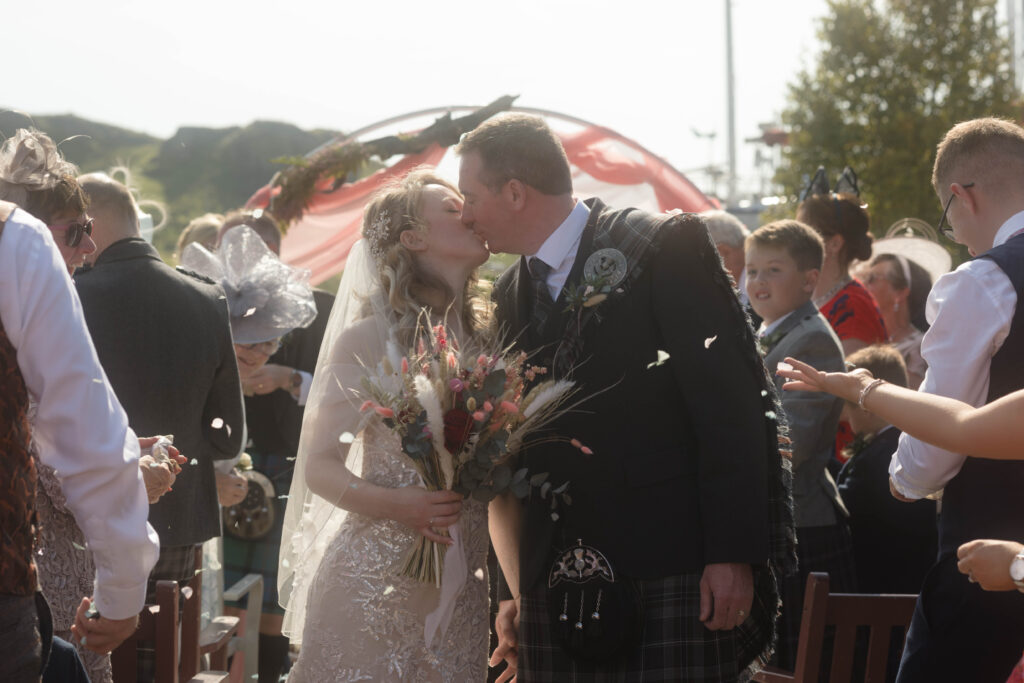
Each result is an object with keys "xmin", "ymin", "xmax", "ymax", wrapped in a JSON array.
[{"xmin": 494, "ymin": 199, "xmax": 794, "ymax": 592}]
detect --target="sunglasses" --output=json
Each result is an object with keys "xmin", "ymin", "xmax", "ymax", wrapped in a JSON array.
[
  {"xmin": 48, "ymin": 217, "xmax": 94, "ymax": 248},
  {"xmin": 937, "ymin": 183, "xmax": 975, "ymax": 241}
]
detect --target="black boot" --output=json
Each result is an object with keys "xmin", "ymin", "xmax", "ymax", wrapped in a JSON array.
[{"xmin": 258, "ymin": 633, "xmax": 290, "ymax": 683}]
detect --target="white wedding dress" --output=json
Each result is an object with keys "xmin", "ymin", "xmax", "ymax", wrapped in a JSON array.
[
  {"xmin": 279, "ymin": 241, "xmax": 490, "ymax": 682},
  {"xmin": 287, "ymin": 422, "xmax": 489, "ymax": 682}
]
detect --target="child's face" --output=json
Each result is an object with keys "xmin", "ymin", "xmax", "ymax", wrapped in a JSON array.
[{"xmin": 745, "ymin": 243, "xmax": 818, "ymax": 326}]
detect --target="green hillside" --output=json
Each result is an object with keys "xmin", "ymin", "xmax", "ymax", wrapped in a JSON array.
[{"xmin": 0, "ymin": 111, "xmax": 340, "ymax": 259}]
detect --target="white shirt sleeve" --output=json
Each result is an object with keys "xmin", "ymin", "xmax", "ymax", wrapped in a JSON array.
[
  {"xmin": 889, "ymin": 259, "xmax": 1016, "ymax": 499},
  {"xmin": 296, "ymin": 369, "xmax": 313, "ymax": 406},
  {"xmin": 0, "ymin": 211, "xmax": 159, "ymax": 619}
]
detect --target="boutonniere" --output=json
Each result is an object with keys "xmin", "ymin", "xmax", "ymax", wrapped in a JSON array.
[{"xmin": 563, "ymin": 248, "xmax": 628, "ymax": 318}]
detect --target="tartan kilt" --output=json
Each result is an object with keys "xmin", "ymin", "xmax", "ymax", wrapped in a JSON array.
[
  {"xmin": 774, "ymin": 522, "xmax": 857, "ymax": 671},
  {"xmin": 519, "ymin": 568, "xmax": 778, "ymax": 682}
]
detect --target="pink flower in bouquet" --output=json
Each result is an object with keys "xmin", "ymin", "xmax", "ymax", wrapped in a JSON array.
[
  {"xmin": 360, "ymin": 400, "xmax": 375, "ymax": 413},
  {"xmin": 449, "ymin": 378, "xmax": 464, "ymax": 393},
  {"xmin": 477, "ymin": 354, "xmax": 488, "ymax": 366},
  {"xmin": 401, "ymin": 357, "xmax": 409, "ymax": 374},
  {"xmin": 473, "ymin": 410, "xmax": 487, "ymax": 422},
  {"xmin": 374, "ymin": 406, "xmax": 395, "ymax": 418},
  {"xmin": 483, "ymin": 401, "xmax": 493, "ymax": 412},
  {"xmin": 500, "ymin": 401, "xmax": 519, "ymax": 414}
]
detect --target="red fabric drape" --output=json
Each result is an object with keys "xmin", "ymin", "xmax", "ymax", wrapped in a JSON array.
[
  {"xmin": 248, "ymin": 144, "xmax": 446, "ymax": 284},
  {"xmin": 246, "ymin": 126, "xmax": 714, "ymax": 285}
]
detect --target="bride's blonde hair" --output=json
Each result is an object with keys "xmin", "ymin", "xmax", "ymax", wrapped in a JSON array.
[{"xmin": 362, "ymin": 167, "xmax": 490, "ymax": 346}]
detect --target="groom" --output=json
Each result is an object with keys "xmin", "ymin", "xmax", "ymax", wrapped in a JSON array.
[{"xmin": 458, "ymin": 114, "xmax": 794, "ymax": 681}]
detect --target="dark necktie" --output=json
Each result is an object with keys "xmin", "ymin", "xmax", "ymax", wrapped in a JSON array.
[{"xmin": 528, "ymin": 257, "xmax": 554, "ymax": 332}]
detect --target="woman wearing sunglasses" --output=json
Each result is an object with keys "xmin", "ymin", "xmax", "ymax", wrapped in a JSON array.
[
  {"xmin": 0, "ymin": 128, "xmax": 186, "ymax": 683},
  {"xmin": 0, "ymin": 129, "xmax": 97, "ymax": 273}
]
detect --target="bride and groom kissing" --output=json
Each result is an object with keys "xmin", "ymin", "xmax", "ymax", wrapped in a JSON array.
[{"xmin": 278, "ymin": 113, "xmax": 795, "ymax": 682}]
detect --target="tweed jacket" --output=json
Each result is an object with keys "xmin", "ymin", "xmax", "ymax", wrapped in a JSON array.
[
  {"xmin": 493, "ymin": 199, "xmax": 794, "ymax": 591},
  {"xmin": 763, "ymin": 299, "xmax": 847, "ymax": 528},
  {"xmin": 75, "ymin": 238, "xmax": 245, "ymax": 546}
]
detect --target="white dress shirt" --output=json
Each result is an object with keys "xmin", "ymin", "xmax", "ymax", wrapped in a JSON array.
[
  {"xmin": 0, "ymin": 209, "xmax": 159, "ymax": 619},
  {"xmin": 758, "ymin": 310, "xmax": 794, "ymax": 340},
  {"xmin": 529, "ymin": 200, "xmax": 591, "ymax": 301},
  {"xmin": 889, "ymin": 212, "xmax": 1023, "ymax": 499}
]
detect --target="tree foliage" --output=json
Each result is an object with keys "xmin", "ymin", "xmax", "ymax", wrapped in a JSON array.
[{"xmin": 775, "ymin": 0, "xmax": 1018, "ymax": 237}]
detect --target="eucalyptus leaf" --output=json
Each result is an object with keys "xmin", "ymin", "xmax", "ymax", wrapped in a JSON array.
[
  {"xmin": 483, "ymin": 368, "xmax": 507, "ymax": 397},
  {"xmin": 511, "ymin": 467, "xmax": 528, "ymax": 484},
  {"xmin": 492, "ymin": 464, "xmax": 512, "ymax": 489},
  {"xmin": 529, "ymin": 472, "xmax": 549, "ymax": 487}
]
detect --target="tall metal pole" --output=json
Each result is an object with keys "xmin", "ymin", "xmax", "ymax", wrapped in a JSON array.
[{"xmin": 726, "ymin": 0, "xmax": 738, "ymax": 207}]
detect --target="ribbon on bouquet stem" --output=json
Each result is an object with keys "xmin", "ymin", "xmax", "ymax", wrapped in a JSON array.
[{"xmin": 424, "ymin": 520, "xmax": 467, "ymax": 649}]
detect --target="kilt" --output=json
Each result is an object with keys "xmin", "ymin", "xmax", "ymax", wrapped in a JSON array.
[
  {"xmin": 774, "ymin": 522, "xmax": 857, "ymax": 671},
  {"xmin": 518, "ymin": 569, "xmax": 777, "ymax": 682}
]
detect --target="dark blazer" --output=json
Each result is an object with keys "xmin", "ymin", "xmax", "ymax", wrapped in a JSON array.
[
  {"xmin": 75, "ymin": 238, "xmax": 245, "ymax": 547},
  {"xmin": 837, "ymin": 427, "xmax": 937, "ymax": 594},
  {"xmin": 493, "ymin": 200, "xmax": 779, "ymax": 591},
  {"xmin": 244, "ymin": 289, "xmax": 333, "ymax": 456},
  {"xmin": 763, "ymin": 300, "xmax": 847, "ymax": 527}
]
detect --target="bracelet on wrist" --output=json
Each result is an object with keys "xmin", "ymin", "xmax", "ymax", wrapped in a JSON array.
[{"xmin": 858, "ymin": 378, "xmax": 885, "ymax": 409}]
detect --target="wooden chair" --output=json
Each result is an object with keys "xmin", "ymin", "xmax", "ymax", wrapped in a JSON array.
[
  {"xmin": 110, "ymin": 580, "xmax": 229, "ymax": 683},
  {"xmin": 754, "ymin": 572, "xmax": 917, "ymax": 683}
]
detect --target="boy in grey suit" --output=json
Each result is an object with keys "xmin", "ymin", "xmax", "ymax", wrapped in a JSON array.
[{"xmin": 745, "ymin": 219, "xmax": 853, "ymax": 669}]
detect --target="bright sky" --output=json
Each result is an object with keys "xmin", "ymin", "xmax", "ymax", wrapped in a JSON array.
[{"xmin": 8, "ymin": 0, "xmax": 828, "ymax": 199}]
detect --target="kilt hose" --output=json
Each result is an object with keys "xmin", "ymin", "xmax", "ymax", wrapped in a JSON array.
[
  {"xmin": 519, "ymin": 568, "xmax": 778, "ymax": 682},
  {"xmin": 774, "ymin": 522, "xmax": 857, "ymax": 672}
]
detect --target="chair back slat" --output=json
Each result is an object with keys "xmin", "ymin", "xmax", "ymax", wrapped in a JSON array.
[
  {"xmin": 791, "ymin": 573, "xmax": 830, "ymax": 681},
  {"xmin": 828, "ymin": 622, "xmax": 857, "ymax": 683},
  {"xmin": 826, "ymin": 594, "xmax": 916, "ymax": 626},
  {"xmin": 154, "ymin": 582, "xmax": 180, "ymax": 683},
  {"xmin": 864, "ymin": 623, "xmax": 897, "ymax": 682}
]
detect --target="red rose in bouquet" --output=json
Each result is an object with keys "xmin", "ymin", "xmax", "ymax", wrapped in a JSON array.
[{"xmin": 443, "ymin": 407, "xmax": 473, "ymax": 455}]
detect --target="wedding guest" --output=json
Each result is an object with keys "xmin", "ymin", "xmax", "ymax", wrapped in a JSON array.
[
  {"xmin": 797, "ymin": 192, "xmax": 887, "ymax": 355},
  {"xmin": 884, "ymin": 117, "xmax": 1024, "ymax": 683},
  {"xmin": 181, "ymin": 225, "xmax": 317, "ymax": 683},
  {"xmin": 745, "ymin": 219, "xmax": 853, "ymax": 668},
  {"xmin": 74, "ymin": 173, "xmax": 246, "ymax": 680},
  {"xmin": 0, "ymin": 132, "xmax": 182, "ymax": 682},
  {"xmin": 703, "ymin": 209, "xmax": 750, "ymax": 303},
  {"xmin": 174, "ymin": 212, "xmax": 223, "ymax": 262},
  {"xmin": 834, "ymin": 345, "xmax": 937, "ymax": 594},
  {"xmin": 0, "ymin": 199, "xmax": 158, "ymax": 680},
  {"xmin": 217, "ymin": 208, "xmax": 333, "ymax": 683},
  {"xmin": 862, "ymin": 253, "xmax": 933, "ymax": 388}
]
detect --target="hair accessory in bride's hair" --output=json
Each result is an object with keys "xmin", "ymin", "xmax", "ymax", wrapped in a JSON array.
[
  {"xmin": 365, "ymin": 209, "xmax": 392, "ymax": 263},
  {"xmin": 0, "ymin": 128, "xmax": 79, "ymax": 207}
]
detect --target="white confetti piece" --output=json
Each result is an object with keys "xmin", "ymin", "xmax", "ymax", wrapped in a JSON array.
[
  {"xmin": 339, "ymin": 432, "xmax": 355, "ymax": 444},
  {"xmin": 383, "ymin": 585, "xmax": 395, "ymax": 596},
  {"xmin": 776, "ymin": 361, "xmax": 793, "ymax": 373},
  {"xmin": 243, "ymin": 307, "xmax": 257, "ymax": 317},
  {"xmin": 704, "ymin": 335, "xmax": 718, "ymax": 349},
  {"xmin": 646, "ymin": 350, "xmax": 671, "ymax": 369},
  {"xmin": 211, "ymin": 418, "xmax": 224, "ymax": 429},
  {"xmin": 190, "ymin": 458, "xmax": 199, "ymax": 465}
]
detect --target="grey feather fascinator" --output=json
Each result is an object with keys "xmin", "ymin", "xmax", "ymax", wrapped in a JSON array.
[
  {"xmin": 0, "ymin": 129, "xmax": 79, "ymax": 206},
  {"xmin": 181, "ymin": 226, "xmax": 317, "ymax": 344}
]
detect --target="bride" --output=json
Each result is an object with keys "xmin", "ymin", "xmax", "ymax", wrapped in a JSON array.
[{"xmin": 279, "ymin": 169, "xmax": 495, "ymax": 681}]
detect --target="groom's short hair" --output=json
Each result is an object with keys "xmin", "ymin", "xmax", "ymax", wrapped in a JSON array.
[{"xmin": 456, "ymin": 113, "xmax": 572, "ymax": 196}]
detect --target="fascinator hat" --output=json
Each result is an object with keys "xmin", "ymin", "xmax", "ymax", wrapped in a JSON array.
[
  {"xmin": 871, "ymin": 218, "xmax": 953, "ymax": 288},
  {"xmin": 0, "ymin": 128, "xmax": 79, "ymax": 206},
  {"xmin": 180, "ymin": 225, "xmax": 317, "ymax": 343}
]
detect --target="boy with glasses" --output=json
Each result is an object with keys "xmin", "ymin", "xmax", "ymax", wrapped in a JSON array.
[{"xmin": 890, "ymin": 118, "xmax": 1024, "ymax": 682}]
